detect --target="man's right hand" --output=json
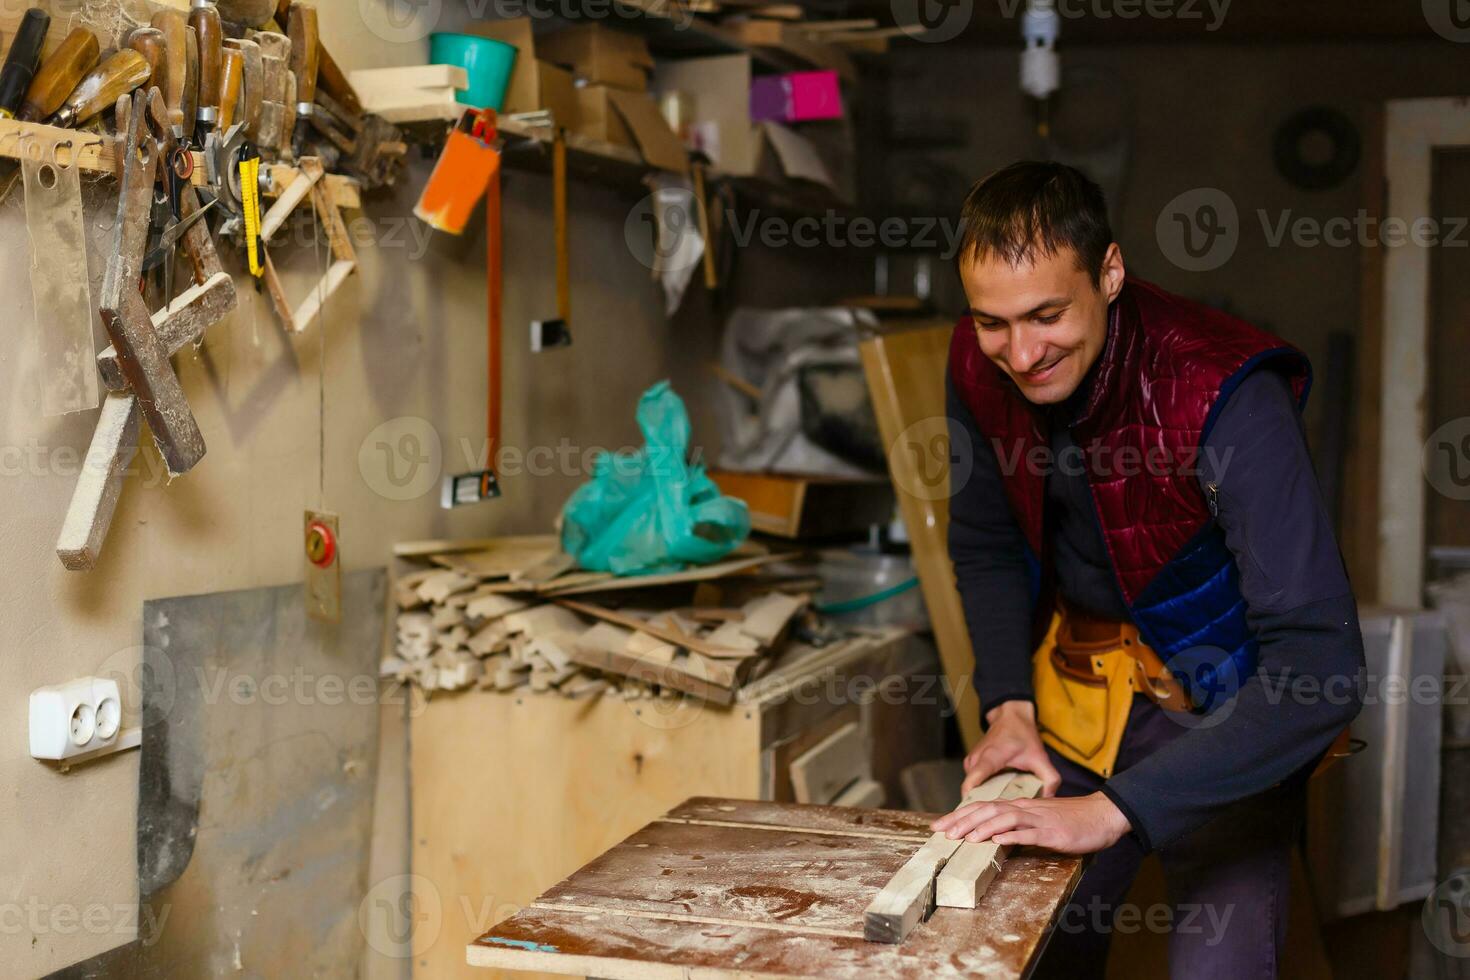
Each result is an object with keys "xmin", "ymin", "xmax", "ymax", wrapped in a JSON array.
[{"xmin": 961, "ymin": 700, "xmax": 1063, "ymax": 797}]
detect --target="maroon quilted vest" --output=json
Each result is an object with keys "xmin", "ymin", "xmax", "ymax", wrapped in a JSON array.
[{"xmin": 948, "ymin": 277, "xmax": 1311, "ymax": 673}]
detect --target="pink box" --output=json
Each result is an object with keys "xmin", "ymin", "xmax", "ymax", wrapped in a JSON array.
[{"xmin": 749, "ymin": 70, "xmax": 843, "ymax": 123}]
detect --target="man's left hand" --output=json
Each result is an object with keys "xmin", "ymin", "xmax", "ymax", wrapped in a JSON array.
[{"xmin": 929, "ymin": 791, "xmax": 1131, "ymax": 854}]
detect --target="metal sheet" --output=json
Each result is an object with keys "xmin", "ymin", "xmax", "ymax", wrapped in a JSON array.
[{"xmin": 53, "ymin": 569, "xmax": 387, "ymax": 977}]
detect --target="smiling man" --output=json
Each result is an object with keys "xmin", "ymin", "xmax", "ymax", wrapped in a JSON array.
[{"xmin": 932, "ymin": 161, "xmax": 1364, "ymax": 977}]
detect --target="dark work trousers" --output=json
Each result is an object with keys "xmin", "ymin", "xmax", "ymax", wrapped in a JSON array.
[{"xmin": 1033, "ymin": 694, "xmax": 1304, "ymax": 980}]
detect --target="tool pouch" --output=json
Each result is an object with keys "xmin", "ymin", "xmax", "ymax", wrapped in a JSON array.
[
  {"xmin": 1032, "ymin": 600, "xmax": 1189, "ymax": 779},
  {"xmin": 1033, "ymin": 614, "xmax": 1132, "ymax": 778}
]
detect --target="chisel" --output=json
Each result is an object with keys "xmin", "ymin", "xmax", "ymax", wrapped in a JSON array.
[
  {"xmin": 189, "ymin": 0, "xmax": 222, "ymax": 137},
  {"xmin": 182, "ymin": 21, "xmax": 199, "ymax": 141},
  {"xmin": 224, "ymin": 37, "xmax": 263, "ymax": 140},
  {"xmin": 286, "ymin": 2, "xmax": 319, "ymax": 157},
  {"xmin": 0, "ymin": 22, "xmax": 91, "ymax": 204},
  {"xmin": 18, "ymin": 27, "xmax": 98, "ymax": 122},
  {"xmin": 271, "ymin": 0, "xmax": 359, "ymax": 116},
  {"xmin": 0, "ymin": 8, "xmax": 50, "ymax": 118},
  {"xmin": 148, "ymin": 9, "xmax": 190, "ymax": 134},
  {"xmin": 49, "ymin": 50, "xmax": 152, "ymax": 129}
]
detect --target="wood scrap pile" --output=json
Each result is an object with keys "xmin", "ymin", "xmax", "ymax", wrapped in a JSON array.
[{"xmin": 384, "ymin": 535, "xmax": 820, "ymax": 704}]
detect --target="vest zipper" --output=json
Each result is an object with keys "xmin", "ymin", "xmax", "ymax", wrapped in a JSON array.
[{"xmin": 1205, "ymin": 482, "xmax": 1220, "ymax": 517}]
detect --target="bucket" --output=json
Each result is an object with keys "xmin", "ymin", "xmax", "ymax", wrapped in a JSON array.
[{"xmin": 430, "ymin": 33, "xmax": 517, "ymax": 110}]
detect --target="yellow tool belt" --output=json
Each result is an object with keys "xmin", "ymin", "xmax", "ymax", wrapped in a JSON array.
[{"xmin": 1032, "ymin": 599, "xmax": 1191, "ymax": 779}]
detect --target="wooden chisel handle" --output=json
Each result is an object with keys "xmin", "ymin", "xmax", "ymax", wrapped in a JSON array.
[
  {"xmin": 189, "ymin": 0, "xmax": 222, "ymax": 132},
  {"xmin": 0, "ymin": 8, "xmax": 49, "ymax": 118},
  {"xmin": 287, "ymin": 3, "xmax": 320, "ymax": 112},
  {"xmin": 182, "ymin": 26, "xmax": 199, "ymax": 140},
  {"xmin": 52, "ymin": 49, "xmax": 151, "ymax": 129},
  {"xmin": 124, "ymin": 28, "xmax": 165, "ymax": 107},
  {"xmin": 217, "ymin": 46, "xmax": 243, "ymax": 131},
  {"xmin": 19, "ymin": 28, "xmax": 100, "ymax": 123},
  {"xmin": 149, "ymin": 9, "xmax": 189, "ymax": 132},
  {"xmin": 224, "ymin": 37, "xmax": 263, "ymax": 139}
]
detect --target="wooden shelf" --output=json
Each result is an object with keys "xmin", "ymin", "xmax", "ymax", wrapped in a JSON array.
[
  {"xmin": 496, "ymin": 115, "xmax": 851, "ymax": 218},
  {"xmin": 550, "ymin": 0, "xmax": 857, "ymax": 78},
  {"xmin": 0, "ymin": 117, "xmax": 361, "ymax": 208}
]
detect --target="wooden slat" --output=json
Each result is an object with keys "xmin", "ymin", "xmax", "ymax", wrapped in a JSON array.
[
  {"xmin": 934, "ymin": 774, "xmax": 1044, "ymax": 909},
  {"xmin": 862, "ymin": 772, "xmax": 1021, "ymax": 943},
  {"xmin": 860, "ymin": 324, "xmax": 982, "ymax": 748}
]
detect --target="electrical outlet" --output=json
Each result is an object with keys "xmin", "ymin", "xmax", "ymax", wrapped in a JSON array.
[{"xmin": 29, "ymin": 676, "xmax": 123, "ymax": 761}]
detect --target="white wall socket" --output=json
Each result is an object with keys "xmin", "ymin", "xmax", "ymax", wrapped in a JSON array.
[{"xmin": 30, "ymin": 676, "xmax": 123, "ymax": 761}]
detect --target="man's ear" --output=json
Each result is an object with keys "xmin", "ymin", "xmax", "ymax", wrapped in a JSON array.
[{"xmin": 1099, "ymin": 243, "xmax": 1126, "ymax": 303}]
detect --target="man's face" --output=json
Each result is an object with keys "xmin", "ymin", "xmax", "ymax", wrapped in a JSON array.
[{"xmin": 960, "ymin": 242, "xmax": 1125, "ymax": 405}]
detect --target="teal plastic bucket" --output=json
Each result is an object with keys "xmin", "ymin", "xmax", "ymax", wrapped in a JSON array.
[{"xmin": 430, "ymin": 33, "xmax": 518, "ymax": 110}]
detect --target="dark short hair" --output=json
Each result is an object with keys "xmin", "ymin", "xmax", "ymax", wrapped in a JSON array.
[{"xmin": 955, "ymin": 161, "xmax": 1112, "ymax": 280}]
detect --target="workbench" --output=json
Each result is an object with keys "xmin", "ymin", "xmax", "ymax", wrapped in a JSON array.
[
  {"xmin": 408, "ymin": 627, "xmax": 947, "ymax": 977},
  {"xmin": 467, "ymin": 796, "xmax": 1083, "ymax": 979}
]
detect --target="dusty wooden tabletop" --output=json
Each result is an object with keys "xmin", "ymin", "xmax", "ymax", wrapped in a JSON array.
[{"xmin": 468, "ymin": 796, "xmax": 1083, "ymax": 979}]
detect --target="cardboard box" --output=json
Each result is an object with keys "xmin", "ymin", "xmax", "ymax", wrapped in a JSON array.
[
  {"xmin": 575, "ymin": 85, "xmax": 635, "ymax": 148},
  {"xmin": 535, "ymin": 60, "xmax": 579, "ymax": 130},
  {"xmin": 537, "ymin": 23, "xmax": 654, "ymax": 92},
  {"xmin": 574, "ymin": 85, "xmax": 690, "ymax": 174},
  {"xmin": 653, "ymin": 55, "xmax": 758, "ymax": 174},
  {"xmin": 464, "ymin": 18, "xmax": 576, "ymax": 126}
]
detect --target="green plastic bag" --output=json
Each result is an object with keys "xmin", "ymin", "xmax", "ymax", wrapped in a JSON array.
[{"xmin": 560, "ymin": 381, "xmax": 751, "ymax": 576}]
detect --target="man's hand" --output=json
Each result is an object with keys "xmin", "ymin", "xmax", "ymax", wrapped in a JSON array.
[
  {"xmin": 960, "ymin": 700, "xmax": 1062, "ymax": 797},
  {"xmin": 929, "ymin": 791, "xmax": 1131, "ymax": 854}
]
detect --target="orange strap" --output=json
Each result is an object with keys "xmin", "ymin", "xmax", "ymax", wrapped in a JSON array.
[{"xmin": 485, "ymin": 144, "xmax": 501, "ymax": 458}]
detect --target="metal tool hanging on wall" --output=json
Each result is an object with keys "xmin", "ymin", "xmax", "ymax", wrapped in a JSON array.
[
  {"xmin": 56, "ymin": 89, "xmax": 238, "ymax": 571},
  {"xmin": 413, "ymin": 108, "xmax": 505, "ymax": 506},
  {"xmin": 530, "ymin": 132, "xmax": 572, "ymax": 352}
]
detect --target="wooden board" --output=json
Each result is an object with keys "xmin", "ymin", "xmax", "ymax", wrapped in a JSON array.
[
  {"xmin": 789, "ymin": 720, "xmax": 867, "ymax": 804},
  {"xmin": 468, "ymin": 796, "xmax": 1082, "ymax": 979},
  {"xmin": 536, "ymin": 818, "xmax": 914, "ymax": 935},
  {"xmin": 661, "ymin": 796, "xmax": 932, "ymax": 840},
  {"xmin": 709, "ymin": 470, "xmax": 895, "ymax": 539},
  {"xmin": 861, "ymin": 323, "xmax": 982, "ymax": 748},
  {"xmin": 832, "ymin": 777, "xmax": 885, "ymax": 808}
]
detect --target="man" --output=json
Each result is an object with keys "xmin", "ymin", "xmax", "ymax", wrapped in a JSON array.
[{"xmin": 930, "ymin": 161, "xmax": 1363, "ymax": 977}]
